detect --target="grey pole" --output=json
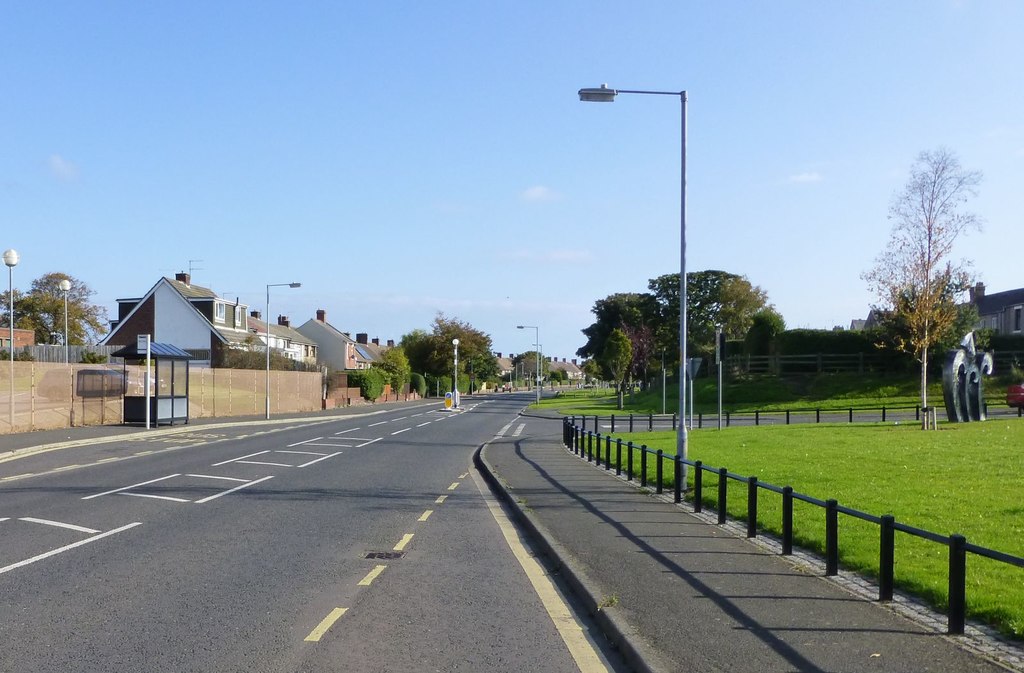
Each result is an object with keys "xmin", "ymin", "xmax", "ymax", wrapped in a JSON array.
[
  {"xmin": 60, "ymin": 279, "xmax": 71, "ymax": 364},
  {"xmin": 265, "ymin": 282, "xmax": 301, "ymax": 420},
  {"xmin": 3, "ymin": 249, "xmax": 19, "ymax": 431},
  {"xmin": 716, "ymin": 326, "xmax": 723, "ymax": 430}
]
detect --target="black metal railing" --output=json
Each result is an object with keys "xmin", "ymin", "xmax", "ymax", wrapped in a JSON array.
[{"xmin": 561, "ymin": 418, "xmax": 1024, "ymax": 635}]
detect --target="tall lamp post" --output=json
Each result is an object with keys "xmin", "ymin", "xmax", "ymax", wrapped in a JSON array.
[
  {"xmin": 4, "ymin": 249, "xmax": 19, "ymax": 430},
  {"xmin": 579, "ymin": 83, "xmax": 689, "ymax": 477},
  {"xmin": 265, "ymin": 281, "xmax": 301, "ymax": 420},
  {"xmin": 59, "ymin": 279, "xmax": 71, "ymax": 364},
  {"xmin": 516, "ymin": 325, "xmax": 540, "ymax": 404},
  {"xmin": 452, "ymin": 338, "xmax": 459, "ymax": 408}
]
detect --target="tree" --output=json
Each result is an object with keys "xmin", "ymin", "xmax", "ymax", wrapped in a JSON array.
[
  {"xmin": 1, "ymin": 272, "xmax": 108, "ymax": 345},
  {"xmin": 577, "ymin": 293, "xmax": 659, "ymax": 362},
  {"xmin": 581, "ymin": 359, "xmax": 603, "ymax": 384},
  {"xmin": 513, "ymin": 350, "xmax": 548, "ymax": 386},
  {"xmin": 602, "ymin": 328, "xmax": 633, "ymax": 409},
  {"xmin": 401, "ymin": 314, "xmax": 498, "ymax": 387},
  {"xmin": 745, "ymin": 308, "xmax": 786, "ymax": 356},
  {"xmin": 621, "ymin": 322, "xmax": 656, "ymax": 383},
  {"xmin": 863, "ymin": 147, "xmax": 981, "ymax": 411},
  {"xmin": 374, "ymin": 347, "xmax": 411, "ymax": 396}
]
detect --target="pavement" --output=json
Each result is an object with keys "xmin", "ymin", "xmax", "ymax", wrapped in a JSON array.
[{"xmin": 478, "ymin": 414, "xmax": 1024, "ymax": 673}]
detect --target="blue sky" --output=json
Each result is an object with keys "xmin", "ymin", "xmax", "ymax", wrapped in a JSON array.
[{"xmin": 2, "ymin": 2, "xmax": 1022, "ymax": 360}]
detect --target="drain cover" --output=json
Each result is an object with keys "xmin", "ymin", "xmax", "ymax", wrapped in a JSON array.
[{"xmin": 364, "ymin": 551, "xmax": 406, "ymax": 560}]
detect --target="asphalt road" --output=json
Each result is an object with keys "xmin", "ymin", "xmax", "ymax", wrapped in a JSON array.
[{"xmin": 1, "ymin": 393, "xmax": 623, "ymax": 673}]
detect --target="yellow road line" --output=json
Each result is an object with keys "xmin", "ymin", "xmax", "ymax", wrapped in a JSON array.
[
  {"xmin": 418, "ymin": 510, "xmax": 433, "ymax": 522},
  {"xmin": 447, "ymin": 482, "xmax": 459, "ymax": 491},
  {"xmin": 435, "ymin": 495, "xmax": 448, "ymax": 504},
  {"xmin": 459, "ymin": 472, "xmax": 469, "ymax": 478},
  {"xmin": 358, "ymin": 564, "xmax": 387, "ymax": 586},
  {"xmin": 1, "ymin": 473, "xmax": 33, "ymax": 481},
  {"xmin": 393, "ymin": 534, "xmax": 414, "ymax": 551},
  {"xmin": 304, "ymin": 607, "xmax": 348, "ymax": 642},
  {"xmin": 474, "ymin": 467, "xmax": 610, "ymax": 672}
]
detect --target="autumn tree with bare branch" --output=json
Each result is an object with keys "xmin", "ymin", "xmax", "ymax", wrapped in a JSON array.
[{"xmin": 863, "ymin": 148, "xmax": 981, "ymax": 413}]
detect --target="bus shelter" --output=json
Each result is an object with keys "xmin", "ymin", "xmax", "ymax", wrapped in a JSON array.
[{"xmin": 110, "ymin": 341, "xmax": 191, "ymax": 425}]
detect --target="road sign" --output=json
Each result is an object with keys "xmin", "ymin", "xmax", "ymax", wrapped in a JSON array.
[
  {"xmin": 444, "ymin": 392, "xmax": 453, "ymax": 409},
  {"xmin": 686, "ymin": 357, "xmax": 703, "ymax": 380}
]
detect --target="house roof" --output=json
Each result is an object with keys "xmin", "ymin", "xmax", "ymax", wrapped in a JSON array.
[
  {"xmin": 111, "ymin": 342, "xmax": 193, "ymax": 359},
  {"xmin": 976, "ymin": 288, "xmax": 1024, "ymax": 315},
  {"xmin": 247, "ymin": 316, "xmax": 317, "ymax": 347},
  {"xmin": 165, "ymin": 277, "xmax": 219, "ymax": 300}
]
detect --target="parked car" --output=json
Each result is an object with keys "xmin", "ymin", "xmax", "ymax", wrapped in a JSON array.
[
  {"xmin": 1008, "ymin": 384, "xmax": 1024, "ymax": 409},
  {"xmin": 38, "ymin": 368, "xmax": 125, "ymax": 400}
]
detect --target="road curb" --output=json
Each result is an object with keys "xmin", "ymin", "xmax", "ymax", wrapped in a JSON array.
[{"xmin": 475, "ymin": 442, "xmax": 670, "ymax": 673}]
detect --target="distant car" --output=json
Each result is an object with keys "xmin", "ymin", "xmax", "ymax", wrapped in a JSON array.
[{"xmin": 1008, "ymin": 384, "xmax": 1024, "ymax": 409}]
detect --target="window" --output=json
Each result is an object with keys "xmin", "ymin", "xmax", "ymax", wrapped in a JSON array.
[
  {"xmin": 1014, "ymin": 306, "xmax": 1022, "ymax": 333},
  {"xmin": 214, "ymin": 302, "xmax": 226, "ymax": 323},
  {"xmin": 234, "ymin": 307, "xmax": 243, "ymax": 328}
]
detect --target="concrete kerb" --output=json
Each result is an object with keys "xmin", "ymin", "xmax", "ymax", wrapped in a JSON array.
[
  {"xmin": 0, "ymin": 401, "xmax": 441, "ymax": 465},
  {"xmin": 474, "ymin": 441, "xmax": 671, "ymax": 673}
]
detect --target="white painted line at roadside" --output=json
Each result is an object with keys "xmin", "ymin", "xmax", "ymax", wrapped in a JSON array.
[
  {"xmin": 212, "ymin": 450, "xmax": 270, "ymax": 467},
  {"xmin": 334, "ymin": 427, "xmax": 361, "ymax": 434},
  {"xmin": 390, "ymin": 428, "xmax": 410, "ymax": 435},
  {"xmin": 287, "ymin": 437, "xmax": 323, "ymax": 448},
  {"xmin": 186, "ymin": 474, "xmax": 250, "ymax": 483},
  {"xmin": 297, "ymin": 452, "xmax": 342, "ymax": 468},
  {"xmin": 368, "ymin": 421, "xmax": 388, "ymax": 427},
  {"xmin": 195, "ymin": 475, "xmax": 274, "ymax": 504},
  {"xmin": 357, "ymin": 438, "xmax": 382, "ymax": 448},
  {"xmin": 416, "ymin": 422, "xmax": 431, "ymax": 427},
  {"xmin": 293, "ymin": 442, "xmax": 354, "ymax": 448},
  {"xmin": 0, "ymin": 517, "xmax": 8, "ymax": 522},
  {"xmin": 0, "ymin": 522, "xmax": 143, "ymax": 576},
  {"xmin": 277, "ymin": 450, "xmax": 328, "ymax": 456},
  {"xmin": 235, "ymin": 460, "xmax": 294, "ymax": 468},
  {"xmin": 18, "ymin": 517, "xmax": 100, "ymax": 534},
  {"xmin": 392, "ymin": 417, "xmax": 407, "ymax": 421},
  {"xmin": 82, "ymin": 474, "xmax": 181, "ymax": 500}
]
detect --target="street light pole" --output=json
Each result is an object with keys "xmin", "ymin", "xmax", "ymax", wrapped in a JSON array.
[
  {"xmin": 516, "ymin": 325, "xmax": 540, "ymax": 404},
  {"xmin": 265, "ymin": 281, "xmax": 301, "ymax": 420},
  {"xmin": 579, "ymin": 84, "xmax": 688, "ymax": 479},
  {"xmin": 59, "ymin": 279, "xmax": 71, "ymax": 364},
  {"xmin": 3, "ymin": 249, "xmax": 19, "ymax": 431},
  {"xmin": 452, "ymin": 338, "xmax": 459, "ymax": 408}
]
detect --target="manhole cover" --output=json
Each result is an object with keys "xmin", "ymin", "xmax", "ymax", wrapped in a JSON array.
[{"xmin": 364, "ymin": 551, "xmax": 406, "ymax": 560}]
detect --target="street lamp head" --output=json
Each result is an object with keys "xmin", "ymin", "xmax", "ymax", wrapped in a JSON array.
[
  {"xmin": 452, "ymin": 338, "xmax": 459, "ymax": 346},
  {"xmin": 578, "ymin": 84, "xmax": 617, "ymax": 103},
  {"xmin": 3, "ymin": 249, "xmax": 19, "ymax": 268},
  {"xmin": 59, "ymin": 279, "xmax": 72, "ymax": 292},
  {"xmin": 288, "ymin": 282, "xmax": 301, "ymax": 288}
]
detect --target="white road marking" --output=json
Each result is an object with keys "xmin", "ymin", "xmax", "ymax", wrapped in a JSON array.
[
  {"xmin": 368, "ymin": 421, "xmax": 388, "ymax": 427},
  {"xmin": 297, "ymin": 452, "xmax": 342, "ymax": 468},
  {"xmin": 358, "ymin": 438, "xmax": 382, "ymax": 447},
  {"xmin": 194, "ymin": 476, "xmax": 274, "ymax": 504},
  {"xmin": 0, "ymin": 522, "xmax": 143, "ymax": 576},
  {"xmin": 82, "ymin": 474, "xmax": 181, "ymax": 500},
  {"xmin": 186, "ymin": 474, "xmax": 250, "ymax": 482},
  {"xmin": 277, "ymin": 450, "xmax": 328, "ymax": 456},
  {"xmin": 334, "ymin": 428, "xmax": 361, "ymax": 434},
  {"xmin": 235, "ymin": 460, "xmax": 294, "ymax": 468},
  {"xmin": 18, "ymin": 517, "xmax": 100, "ymax": 534},
  {"xmin": 391, "ymin": 428, "xmax": 410, "ymax": 435},
  {"xmin": 122, "ymin": 492, "xmax": 191, "ymax": 503},
  {"xmin": 287, "ymin": 437, "xmax": 323, "ymax": 447},
  {"xmin": 416, "ymin": 422, "xmax": 431, "ymax": 427},
  {"xmin": 513, "ymin": 423, "xmax": 526, "ymax": 437},
  {"xmin": 435, "ymin": 495, "xmax": 447, "ymax": 504},
  {"xmin": 496, "ymin": 422, "xmax": 513, "ymax": 437},
  {"xmin": 393, "ymin": 417, "xmax": 407, "ymax": 421},
  {"xmin": 298, "ymin": 442, "xmax": 354, "ymax": 448},
  {"xmin": 212, "ymin": 450, "xmax": 270, "ymax": 467}
]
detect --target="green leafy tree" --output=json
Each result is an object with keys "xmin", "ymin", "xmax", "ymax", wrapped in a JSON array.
[
  {"xmin": 602, "ymin": 328, "xmax": 633, "ymax": 409},
  {"xmin": 374, "ymin": 346, "xmax": 411, "ymax": 396},
  {"xmin": 399, "ymin": 329, "xmax": 434, "ymax": 374},
  {"xmin": 581, "ymin": 359, "xmax": 603, "ymax": 384},
  {"xmin": 409, "ymin": 372, "xmax": 427, "ymax": 397},
  {"xmin": 577, "ymin": 293, "xmax": 659, "ymax": 362},
  {"xmin": 348, "ymin": 368, "xmax": 386, "ymax": 401},
  {"xmin": 513, "ymin": 351, "xmax": 548, "ymax": 387},
  {"xmin": 863, "ymin": 148, "xmax": 981, "ymax": 411},
  {"xmin": 745, "ymin": 308, "xmax": 786, "ymax": 356},
  {"xmin": 1, "ymin": 272, "xmax": 108, "ymax": 344}
]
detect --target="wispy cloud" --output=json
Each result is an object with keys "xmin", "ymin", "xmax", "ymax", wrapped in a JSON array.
[
  {"xmin": 788, "ymin": 171, "xmax": 823, "ymax": 184},
  {"xmin": 48, "ymin": 154, "xmax": 79, "ymax": 182},
  {"xmin": 520, "ymin": 185, "xmax": 560, "ymax": 202}
]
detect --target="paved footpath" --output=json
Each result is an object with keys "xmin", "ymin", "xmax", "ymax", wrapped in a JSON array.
[{"xmin": 480, "ymin": 415, "xmax": 1023, "ymax": 673}]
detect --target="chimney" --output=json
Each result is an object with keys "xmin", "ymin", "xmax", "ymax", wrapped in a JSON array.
[
  {"xmin": 572, "ymin": 358, "xmax": 577, "ymax": 365},
  {"xmin": 277, "ymin": 315, "xmax": 290, "ymax": 327},
  {"xmin": 372, "ymin": 338, "xmax": 380, "ymax": 346},
  {"xmin": 356, "ymin": 333, "xmax": 368, "ymax": 344},
  {"xmin": 316, "ymin": 309, "xmax": 326, "ymax": 322},
  {"xmin": 969, "ymin": 282, "xmax": 986, "ymax": 303},
  {"xmin": 250, "ymin": 310, "xmax": 261, "ymax": 320},
  {"xmin": 175, "ymin": 272, "xmax": 191, "ymax": 285},
  {"xmin": 495, "ymin": 352, "xmax": 502, "ymax": 359},
  {"xmin": 387, "ymin": 339, "xmax": 395, "ymax": 348}
]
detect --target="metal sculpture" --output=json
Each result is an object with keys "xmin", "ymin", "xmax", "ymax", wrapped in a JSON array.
[{"xmin": 942, "ymin": 332, "xmax": 993, "ymax": 422}]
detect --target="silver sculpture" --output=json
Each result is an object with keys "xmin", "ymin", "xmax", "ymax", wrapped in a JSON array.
[{"xmin": 942, "ymin": 332, "xmax": 993, "ymax": 422}]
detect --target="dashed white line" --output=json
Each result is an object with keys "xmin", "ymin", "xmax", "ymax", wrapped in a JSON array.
[
  {"xmin": 416, "ymin": 422, "xmax": 431, "ymax": 428},
  {"xmin": 334, "ymin": 428, "xmax": 361, "ymax": 434},
  {"xmin": 234, "ymin": 460, "xmax": 293, "ymax": 468},
  {"xmin": 287, "ymin": 437, "xmax": 324, "ymax": 447},
  {"xmin": 18, "ymin": 517, "xmax": 101, "ymax": 534},
  {"xmin": 513, "ymin": 423, "xmax": 526, "ymax": 437},
  {"xmin": 368, "ymin": 421, "xmax": 388, "ymax": 427},
  {"xmin": 391, "ymin": 428, "xmax": 410, "ymax": 435}
]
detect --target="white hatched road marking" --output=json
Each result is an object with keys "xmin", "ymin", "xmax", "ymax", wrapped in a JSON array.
[
  {"xmin": 0, "ymin": 523, "xmax": 143, "ymax": 576},
  {"xmin": 186, "ymin": 474, "xmax": 250, "ymax": 482},
  {"xmin": 235, "ymin": 460, "xmax": 294, "ymax": 467},
  {"xmin": 122, "ymin": 492, "xmax": 191, "ymax": 503},
  {"xmin": 297, "ymin": 452, "xmax": 342, "ymax": 468},
  {"xmin": 18, "ymin": 517, "xmax": 100, "ymax": 534},
  {"xmin": 513, "ymin": 423, "xmax": 526, "ymax": 437},
  {"xmin": 334, "ymin": 427, "xmax": 361, "ymax": 434},
  {"xmin": 83, "ymin": 474, "xmax": 181, "ymax": 500},
  {"xmin": 287, "ymin": 437, "xmax": 323, "ymax": 448},
  {"xmin": 212, "ymin": 450, "xmax": 270, "ymax": 467},
  {"xmin": 358, "ymin": 438, "xmax": 382, "ymax": 447},
  {"xmin": 277, "ymin": 450, "xmax": 328, "ymax": 456},
  {"xmin": 195, "ymin": 476, "xmax": 274, "ymax": 504}
]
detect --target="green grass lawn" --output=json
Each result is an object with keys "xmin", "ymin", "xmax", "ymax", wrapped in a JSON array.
[{"xmin": 574, "ymin": 420, "xmax": 1024, "ymax": 638}]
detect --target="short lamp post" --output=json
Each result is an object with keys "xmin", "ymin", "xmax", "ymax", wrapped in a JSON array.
[
  {"xmin": 452, "ymin": 338, "xmax": 460, "ymax": 408},
  {"xmin": 579, "ymin": 83, "xmax": 689, "ymax": 480},
  {"xmin": 59, "ymin": 279, "xmax": 72, "ymax": 364},
  {"xmin": 3, "ymin": 249, "xmax": 19, "ymax": 430},
  {"xmin": 516, "ymin": 325, "xmax": 540, "ymax": 404},
  {"xmin": 265, "ymin": 281, "xmax": 301, "ymax": 420}
]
